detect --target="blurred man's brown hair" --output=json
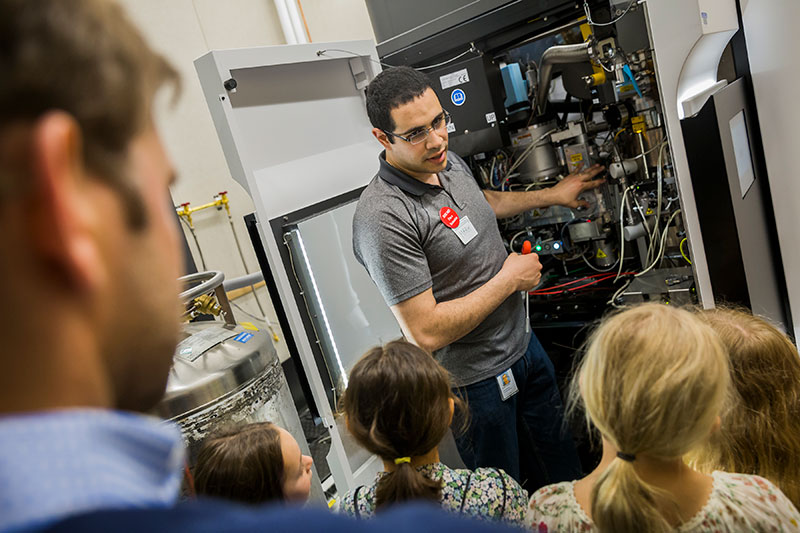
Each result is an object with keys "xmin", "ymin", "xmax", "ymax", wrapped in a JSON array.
[{"xmin": 0, "ymin": 0, "xmax": 178, "ymax": 227}]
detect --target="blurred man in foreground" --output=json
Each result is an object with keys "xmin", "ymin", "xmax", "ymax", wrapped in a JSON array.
[{"xmin": 0, "ymin": 1, "xmax": 515, "ymax": 532}]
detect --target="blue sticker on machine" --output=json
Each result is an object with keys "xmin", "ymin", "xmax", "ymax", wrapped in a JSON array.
[
  {"xmin": 234, "ymin": 332, "xmax": 254, "ymax": 343},
  {"xmin": 451, "ymin": 88, "xmax": 466, "ymax": 106}
]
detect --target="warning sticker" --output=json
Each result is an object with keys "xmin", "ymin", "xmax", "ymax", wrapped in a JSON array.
[
  {"xmin": 570, "ymin": 153, "xmax": 584, "ymax": 162},
  {"xmin": 440, "ymin": 68, "xmax": 470, "ymax": 90},
  {"xmin": 596, "ymin": 248, "xmax": 608, "ymax": 259}
]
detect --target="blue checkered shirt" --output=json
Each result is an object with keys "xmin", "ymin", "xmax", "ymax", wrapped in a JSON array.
[{"xmin": 0, "ymin": 409, "xmax": 184, "ymax": 532}]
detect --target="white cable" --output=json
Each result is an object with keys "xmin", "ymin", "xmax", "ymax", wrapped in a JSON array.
[
  {"xmin": 614, "ymin": 185, "xmax": 635, "ymax": 282},
  {"xmin": 636, "ymin": 209, "xmax": 681, "ymax": 277},
  {"xmin": 631, "ymin": 191, "xmax": 654, "ymax": 263},
  {"xmin": 582, "ymin": 253, "xmax": 620, "ymax": 273},
  {"xmin": 629, "ymin": 140, "xmax": 667, "ymax": 161},
  {"xmin": 504, "ymin": 130, "xmax": 554, "ymax": 180},
  {"xmin": 608, "ymin": 278, "xmax": 633, "ymax": 308},
  {"xmin": 584, "ymin": 0, "xmax": 638, "ymax": 27},
  {"xmin": 510, "ymin": 229, "xmax": 533, "ymax": 248},
  {"xmin": 651, "ymin": 141, "xmax": 669, "ymax": 259},
  {"xmin": 417, "ymin": 47, "xmax": 476, "ymax": 71}
]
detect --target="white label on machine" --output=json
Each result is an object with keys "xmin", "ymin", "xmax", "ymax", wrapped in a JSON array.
[
  {"xmin": 440, "ymin": 68, "xmax": 470, "ymax": 90},
  {"xmin": 446, "ymin": 122, "xmax": 456, "ymax": 133},
  {"xmin": 175, "ymin": 326, "xmax": 238, "ymax": 362},
  {"xmin": 485, "ymin": 112, "xmax": 497, "ymax": 124}
]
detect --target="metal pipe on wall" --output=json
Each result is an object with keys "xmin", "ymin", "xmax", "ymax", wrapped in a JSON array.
[
  {"xmin": 285, "ymin": 0, "xmax": 309, "ymax": 44},
  {"xmin": 273, "ymin": 0, "xmax": 297, "ymax": 44}
]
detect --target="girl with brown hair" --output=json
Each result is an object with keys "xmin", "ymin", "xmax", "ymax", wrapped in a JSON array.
[
  {"xmin": 688, "ymin": 306, "xmax": 800, "ymax": 509},
  {"xmin": 339, "ymin": 340, "xmax": 527, "ymax": 525},
  {"xmin": 528, "ymin": 303, "xmax": 799, "ymax": 532},
  {"xmin": 194, "ymin": 422, "xmax": 313, "ymax": 505}
]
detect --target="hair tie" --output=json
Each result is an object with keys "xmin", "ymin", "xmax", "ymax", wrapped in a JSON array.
[
  {"xmin": 616, "ymin": 451, "xmax": 636, "ymax": 462},
  {"xmin": 394, "ymin": 457, "xmax": 411, "ymax": 465}
]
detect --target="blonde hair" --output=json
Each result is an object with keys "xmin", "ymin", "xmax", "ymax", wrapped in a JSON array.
[
  {"xmin": 574, "ymin": 303, "xmax": 730, "ymax": 532},
  {"xmin": 688, "ymin": 306, "xmax": 800, "ymax": 508}
]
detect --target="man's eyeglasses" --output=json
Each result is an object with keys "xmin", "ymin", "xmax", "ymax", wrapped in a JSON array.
[{"xmin": 385, "ymin": 111, "xmax": 452, "ymax": 145}]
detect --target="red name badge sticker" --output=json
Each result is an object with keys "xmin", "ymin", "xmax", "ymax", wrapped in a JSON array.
[{"xmin": 440, "ymin": 207, "xmax": 460, "ymax": 229}]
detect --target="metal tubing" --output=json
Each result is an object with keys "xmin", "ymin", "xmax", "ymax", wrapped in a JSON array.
[
  {"xmin": 227, "ymin": 214, "xmax": 266, "ymax": 316},
  {"xmin": 223, "ymin": 271, "xmax": 265, "ymax": 292},
  {"xmin": 536, "ymin": 41, "xmax": 596, "ymax": 115}
]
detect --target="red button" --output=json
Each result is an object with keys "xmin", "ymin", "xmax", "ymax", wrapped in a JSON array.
[{"xmin": 439, "ymin": 207, "xmax": 460, "ymax": 229}]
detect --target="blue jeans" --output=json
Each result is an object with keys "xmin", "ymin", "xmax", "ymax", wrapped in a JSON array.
[{"xmin": 453, "ymin": 333, "xmax": 582, "ymax": 490}]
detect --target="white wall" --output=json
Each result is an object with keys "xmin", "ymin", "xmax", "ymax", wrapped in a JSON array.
[
  {"xmin": 301, "ymin": 0, "xmax": 375, "ymax": 42},
  {"xmin": 118, "ymin": 0, "xmax": 376, "ymax": 360},
  {"xmin": 740, "ymin": 0, "xmax": 800, "ymax": 339}
]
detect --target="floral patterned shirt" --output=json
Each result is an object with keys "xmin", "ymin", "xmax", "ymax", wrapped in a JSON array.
[
  {"xmin": 338, "ymin": 462, "xmax": 528, "ymax": 527},
  {"xmin": 528, "ymin": 471, "xmax": 800, "ymax": 532}
]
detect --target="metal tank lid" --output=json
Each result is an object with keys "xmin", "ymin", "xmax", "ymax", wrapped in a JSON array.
[{"xmin": 157, "ymin": 322, "xmax": 279, "ymax": 420}]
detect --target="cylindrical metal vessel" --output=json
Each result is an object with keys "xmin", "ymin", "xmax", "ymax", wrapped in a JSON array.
[
  {"xmin": 157, "ymin": 322, "xmax": 324, "ymax": 503},
  {"xmin": 519, "ymin": 120, "xmax": 560, "ymax": 182}
]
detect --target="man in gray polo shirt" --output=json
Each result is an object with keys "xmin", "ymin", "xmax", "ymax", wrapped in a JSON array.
[{"xmin": 353, "ymin": 66, "xmax": 604, "ymax": 489}]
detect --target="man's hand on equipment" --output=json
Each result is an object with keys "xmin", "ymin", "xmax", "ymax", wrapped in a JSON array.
[
  {"xmin": 549, "ymin": 163, "xmax": 606, "ymax": 209},
  {"xmin": 500, "ymin": 251, "xmax": 543, "ymax": 292}
]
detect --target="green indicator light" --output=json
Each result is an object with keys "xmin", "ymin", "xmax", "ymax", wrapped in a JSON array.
[{"xmin": 535, "ymin": 245, "xmax": 543, "ymax": 252}]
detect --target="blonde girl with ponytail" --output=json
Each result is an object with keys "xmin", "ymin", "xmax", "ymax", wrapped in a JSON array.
[
  {"xmin": 528, "ymin": 303, "xmax": 799, "ymax": 532},
  {"xmin": 338, "ymin": 340, "xmax": 528, "ymax": 525}
]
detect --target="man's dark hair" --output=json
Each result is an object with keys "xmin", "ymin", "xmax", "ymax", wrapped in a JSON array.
[{"xmin": 365, "ymin": 66, "xmax": 433, "ymax": 141}]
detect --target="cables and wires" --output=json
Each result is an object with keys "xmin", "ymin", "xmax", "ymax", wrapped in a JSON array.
[
  {"xmin": 650, "ymin": 141, "xmax": 670, "ymax": 261},
  {"xmin": 680, "ymin": 238, "xmax": 692, "ymax": 264},
  {"xmin": 584, "ymin": 0, "xmax": 638, "ymax": 27},
  {"xmin": 608, "ymin": 277, "xmax": 634, "ymax": 308},
  {"xmin": 614, "ymin": 184, "xmax": 636, "ymax": 282},
  {"xmin": 316, "ymin": 48, "xmax": 393, "ymax": 68},
  {"xmin": 629, "ymin": 139, "xmax": 667, "ymax": 161},
  {"xmin": 417, "ymin": 45, "xmax": 479, "ymax": 71},
  {"xmin": 635, "ymin": 209, "xmax": 682, "ymax": 277},
  {"xmin": 631, "ymin": 191, "xmax": 654, "ymax": 263},
  {"xmin": 582, "ymin": 252, "xmax": 620, "ymax": 273},
  {"xmin": 317, "ymin": 45, "xmax": 479, "ymax": 73},
  {"xmin": 502, "ymin": 129, "xmax": 555, "ymax": 182},
  {"xmin": 530, "ymin": 272, "xmax": 635, "ymax": 296}
]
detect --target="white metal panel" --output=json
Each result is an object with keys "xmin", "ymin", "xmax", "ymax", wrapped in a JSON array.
[
  {"xmin": 644, "ymin": 0, "xmax": 739, "ymax": 308},
  {"xmin": 195, "ymin": 40, "xmax": 383, "ymax": 496},
  {"xmin": 741, "ymin": 0, "xmax": 800, "ymax": 337}
]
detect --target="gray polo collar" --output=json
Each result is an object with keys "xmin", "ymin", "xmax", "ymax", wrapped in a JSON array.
[{"xmin": 377, "ymin": 151, "xmax": 452, "ymax": 197}]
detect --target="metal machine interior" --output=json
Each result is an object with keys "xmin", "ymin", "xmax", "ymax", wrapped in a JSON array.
[
  {"xmin": 409, "ymin": 3, "xmax": 696, "ymax": 331},
  {"xmin": 480, "ymin": 26, "xmax": 693, "ymax": 323}
]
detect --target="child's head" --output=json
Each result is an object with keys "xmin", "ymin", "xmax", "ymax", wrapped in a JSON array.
[
  {"xmin": 690, "ymin": 307, "xmax": 800, "ymax": 506},
  {"xmin": 342, "ymin": 340, "xmax": 459, "ymax": 509},
  {"xmin": 194, "ymin": 422, "xmax": 313, "ymax": 505},
  {"xmin": 575, "ymin": 303, "xmax": 730, "ymax": 532}
]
